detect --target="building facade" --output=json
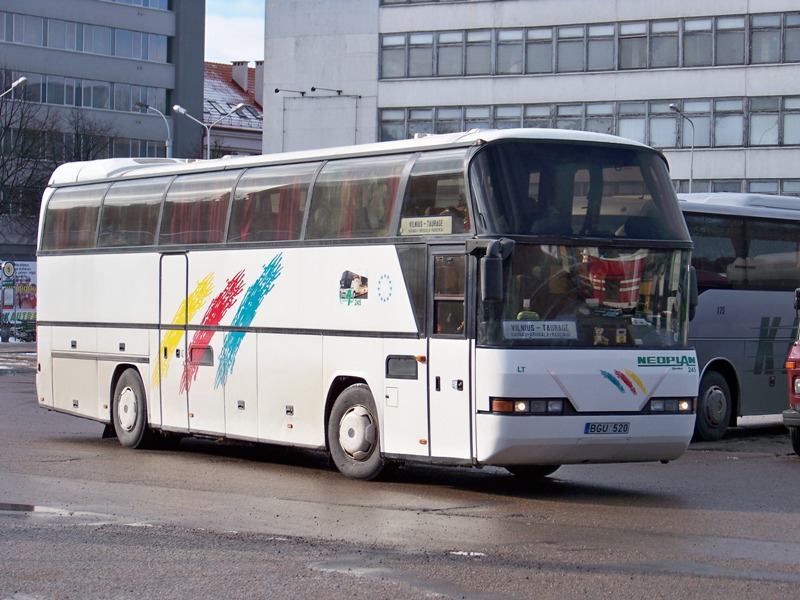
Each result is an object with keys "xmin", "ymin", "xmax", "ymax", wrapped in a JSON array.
[
  {"xmin": 1, "ymin": 0, "xmax": 205, "ymax": 164},
  {"xmin": 264, "ymin": 0, "xmax": 800, "ymax": 196}
]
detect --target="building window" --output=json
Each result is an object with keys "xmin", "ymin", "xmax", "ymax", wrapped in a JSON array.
[
  {"xmin": 680, "ymin": 100, "xmax": 712, "ymax": 147},
  {"xmin": 749, "ymin": 97, "xmax": 780, "ymax": 146},
  {"xmin": 619, "ymin": 22, "xmax": 647, "ymax": 70},
  {"xmin": 380, "ymin": 109, "xmax": 405, "ymax": 142},
  {"xmin": 650, "ymin": 21, "xmax": 679, "ymax": 67},
  {"xmin": 495, "ymin": 105, "xmax": 521, "ymax": 129},
  {"xmin": 437, "ymin": 31, "xmax": 463, "ymax": 76},
  {"xmin": 587, "ymin": 25, "xmax": 614, "ymax": 71},
  {"xmin": 526, "ymin": 28, "xmax": 553, "ymax": 73},
  {"xmin": 684, "ymin": 19, "xmax": 712, "ymax": 67},
  {"xmin": 715, "ymin": 16, "xmax": 745, "ymax": 65},
  {"xmin": 436, "ymin": 107, "xmax": 462, "ymax": 134},
  {"xmin": 648, "ymin": 102, "xmax": 678, "ymax": 148},
  {"xmin": 408, "ymin": 108, "xmax": 433, "ymax": 137},
  {"xmin": 618, "ymin": 102, "xmax": 646, "ymax": 143},
  {"xmin": 556, "ymin": 26, "xmax": 584, "ymax": 72},
  {"xmin": 750, "ymin": 14, "xmax": 781, "ymax": 63},
  {"xmin": 786, "ymin": 14, "xmax": 800, "ymax": 62},
  {"xmin": 466, "ymin": 30, "xmax": 492, "ymax": 75},
  {"xmin": 585, "ymin": 103, "xmax": 613, "ymax": 134},
  {"xmin": 524, "ymin": 105, "xmax": 552, "ymax": 129},
  {"xmin": 409, "ymin": 33, "xmax": 434, "ymax": 77},
  {"xmin": 784, "ymin": 98, "xmax": 800, "ymax": 145},
  {"xmin": 556, "ymin": 104, "xmax": 582, "ymax": 130},
  {"xmin": 381, "ymin": 35, "xmax": 406, "ymax": 78},
  {"xmin": 497, "ymin": 29, "xmax": 523, "ymax": 74},
  {"xmin": 714, "ymin": 99, "xmax": 744, "ymax": 146},
  {"xmin": 464, "ymin": 106, "xmax": 490, "ymax": 130}
]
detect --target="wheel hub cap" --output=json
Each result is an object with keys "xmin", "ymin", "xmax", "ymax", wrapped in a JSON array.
[
  {"xmin": 118, "ymin": 386, "xmax": 138, "ymax": 432},
  {"xmin": 703, "ymin": 386, "xmax": 726, "ymax": 426},
  {"xmin": 338, "ymin": 405, "xmax": 376, "ymax": 461}
]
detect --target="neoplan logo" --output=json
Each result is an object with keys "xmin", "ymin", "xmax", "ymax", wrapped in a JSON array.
[{"xmin": 637, "ymin": 355, "xmax": 696, "ymax": 368}]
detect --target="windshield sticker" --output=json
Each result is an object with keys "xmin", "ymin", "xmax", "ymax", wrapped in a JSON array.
[
  {"xmin": 503, "ymin": 320, "xmax": 578, "ymax": 340},
  {"xmin": 399, "ymin": 216, "xmax": 453, "ymax": 236}
]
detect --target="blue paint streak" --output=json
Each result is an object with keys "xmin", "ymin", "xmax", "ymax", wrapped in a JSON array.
[
  {"xmin": 600, "ymin": 370, "xmax": 625, "ymax": 393},
  {"xmin": 215, "ymin": 253, "xmax": 283, "ymax": 388}
]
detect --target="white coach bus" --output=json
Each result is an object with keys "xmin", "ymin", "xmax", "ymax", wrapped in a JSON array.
[
  {"xmin": 679, "ymin": 192, "xmax": 800, "ymax": 441},
  {"xmin": 36, "ymin": 129, "xmax": 698, "ymax": 480}
]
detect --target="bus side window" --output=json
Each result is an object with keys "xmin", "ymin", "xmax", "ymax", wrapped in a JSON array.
[
  {"xmin": 433, "ymin": 255, "xmax": 466, "ymax": 335},
  {"xmin": 41, "ymin": 184, "xmax": 107, "ymax": 250}
]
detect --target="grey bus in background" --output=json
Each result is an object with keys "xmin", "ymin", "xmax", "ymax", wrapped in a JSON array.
[{"xmin": 679, "ymin": 193, "xmax": 800, "ymax": 441}]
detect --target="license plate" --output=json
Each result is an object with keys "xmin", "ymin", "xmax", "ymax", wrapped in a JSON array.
[{"xmin": 584, "ymin": 422, "xmax": 630, "ymax": 435}]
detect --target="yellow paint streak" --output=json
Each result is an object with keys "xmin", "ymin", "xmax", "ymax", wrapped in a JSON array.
[
  {"xmin": 151, "ymin": 273, "xmax": 215, "ymax": 387},
  {"xmin": 625, "ymin": 369, "xmax": 647, "ymax": 395}
]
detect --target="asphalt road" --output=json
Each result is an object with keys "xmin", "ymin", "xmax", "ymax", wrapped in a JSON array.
[{"xmin": 1, "ymin": 349, "xmax": 798, "ymax": 599}]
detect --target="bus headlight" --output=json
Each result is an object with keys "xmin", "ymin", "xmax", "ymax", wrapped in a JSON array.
[
  {"xmin": 793, "ymin": 377, "xmax": 800, "ymax": 396},
  {"xmin": 648, "ymin": 398, "xmax": 694, "ymax": 413}
]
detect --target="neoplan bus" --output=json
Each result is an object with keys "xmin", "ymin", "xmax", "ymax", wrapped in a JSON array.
[
  {"xmin": 680, "ymin": 192, "xmax": 800, "ymax": 441},
  {"xmin": 36, "ymin": 128, "xmax": 698, "ymax": 480}
]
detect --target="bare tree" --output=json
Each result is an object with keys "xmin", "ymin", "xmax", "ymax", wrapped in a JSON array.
[
  {"xmin": 60, "ymin": 108, "xmax": 117, "ymax": 163},
  {"xmin": 0, "ymin": 88, "xmax": 57, "ymax": 218}
]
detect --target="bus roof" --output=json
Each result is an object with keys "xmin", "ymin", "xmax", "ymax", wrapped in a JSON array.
[
  {"xmin": 678, "ymin": 192, "xmax": 800, "ymax": 219},
  {"xmin": 48, "ymin": 128, "xmax": 655, "ymax": 186}
]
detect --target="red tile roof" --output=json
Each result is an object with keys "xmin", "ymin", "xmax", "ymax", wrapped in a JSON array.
[{"xmin": 203, "ymin": 62, "xmax": 262, "ymax": 131}]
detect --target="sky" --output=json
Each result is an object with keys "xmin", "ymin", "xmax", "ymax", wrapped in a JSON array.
[{"xmin": 205, "ymin": 0, "xmax": 265, "ymax": 64}]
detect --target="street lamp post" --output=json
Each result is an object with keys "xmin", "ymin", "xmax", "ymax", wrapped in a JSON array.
[
  {"xmin": 135, "ymin": 102, "xmax": 172, "ymax": 158},
  {"xmin": 173, "ymin": 103, "xmax": 246, "ymax": 160},
  {"xmin": 0, "ymin": 76, "xmax": 27, "ymax": 101},
  {"xmin": 669, "ymin": 103, "xmax": 695, "ymax": 193}
]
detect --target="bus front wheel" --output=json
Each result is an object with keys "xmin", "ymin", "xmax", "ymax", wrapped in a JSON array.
[
  {"xmin": 505, "ymin": 465, "xmax": 560, "ymax": 479},
  {"xmin": 694, "ymin": 371, "xmax": 731, "ymax": 442},
  {"xmin": 328, "ymin": 384, "xmax": 384, "ymax": 480},
  {"xmin": 790, "ymin": 427, "xmax": 800, "ymax": 456},
  {"xmin": 112, "ymin": 368, "xmax": 150, "ymax": 448}
]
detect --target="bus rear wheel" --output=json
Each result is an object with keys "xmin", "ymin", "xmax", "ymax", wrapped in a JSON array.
[
  {"xmin": 112, "ymin": 368, "xmax": 150, "ymax": 449},
  {"xmin": 694, "ymin": 371, "xmax": 731, "ymax": 442},
  {"xmin": 328, "ymin": 384, "xmax": 384, "ymax": 480},
  {"xmin": 505, "ymin": 465, "xmax": 560, "ymax": 479}
]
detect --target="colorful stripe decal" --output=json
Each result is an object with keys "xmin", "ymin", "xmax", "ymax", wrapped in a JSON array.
[
  {"xmin": 180, "ymin": 269, "xmax": 246, "ymax": 393},
  {"xmin": 614, "ymin": 369, "xmax": 638, "ymax": 395},
  {"xmin": 152, "ymin": 272, "xmax": 215, "ymax": 388},
  {"xmin": 215, "ymin": 253, "xmax": 283, "ymax": 388},
  {"xmin": 624, "ymin": 369, "xmax": 647, "ymax": 395},
  {"xmin": 600, "ymin": 370, "xmax": 625, "ymax": 393}
]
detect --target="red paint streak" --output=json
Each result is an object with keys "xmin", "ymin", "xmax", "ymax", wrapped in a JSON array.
[
  {"xmin": 180, "ymin": 270, "xmax": 246, "ymax": 392},
  {"xmin": 614, "ymin": 370, "xmax": 638, "ymax": 395}
]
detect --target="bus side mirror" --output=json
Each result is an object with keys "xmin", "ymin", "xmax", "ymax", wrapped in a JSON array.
[
  {"xmin": 481, "ymin": 238, "xmax": 515, "ymax": 303},
  {"xmin": 794, "ymin": 288, "xmax": 800, "ymax": 311},
  {"xmin": 688, "ymin": 266, "xmax": 699, "ymax": 322}
]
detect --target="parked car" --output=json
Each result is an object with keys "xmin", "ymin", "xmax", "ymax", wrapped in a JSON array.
[{"xmin": 783, "ymin": 290, "xmax": 800, "ymax": 456}]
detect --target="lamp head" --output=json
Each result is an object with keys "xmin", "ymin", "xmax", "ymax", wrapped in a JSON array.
[
  {"xmin": 12, "ymin": 77, "xmax": 27, "ymax": 88},
  {"xmin": 134, "ymin": 102, "xmax": 148, "ymax": 110},
  {"xmin": 173, "ymin": 104, "xmax": 187, "ymax": 115}
]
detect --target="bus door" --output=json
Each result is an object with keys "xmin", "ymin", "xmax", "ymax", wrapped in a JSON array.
[
  {"xmin": 157, "ymin": 253, "xmax": 190, "ymax": 432},
  {"xmin": 427, "ymin": 250, "xmax": 473, "ymax": 460}
]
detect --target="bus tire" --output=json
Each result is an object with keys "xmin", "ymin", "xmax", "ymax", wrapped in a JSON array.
[
  {"xmin": 328, "ymin": 384, "xmax": 384, "ymax": 480},
  {"xmin": 694, "ymin": 371, "xmax": 731, "ymax": 442},
  {"xmin": 790, "ymin": 427, "xmax": 800, "ymax": 457},
  {"xmin": 112, "ymin": 368, "xmax": 150, "ymax": 449},
  {"xmin": 505, "ymin": 465, "xmax": 560, "ymax": 479}
]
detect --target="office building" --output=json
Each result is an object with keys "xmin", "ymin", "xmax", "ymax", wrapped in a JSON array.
[{"xmin": 264, "ymin": 0, "xmax": 800, "ymax": 195}]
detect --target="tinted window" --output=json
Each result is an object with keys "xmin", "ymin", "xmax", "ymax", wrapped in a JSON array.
[
  {"xmin": 98, "ymin": 177, "xmax": 169, "ymax": 247},
  {"xmin": 229, "ymin": 162, "xmax": 318, "ymax": 243},
  {"xmin": 41, "ymin": 184, "xmax": 107, "ymax": 250},
  {"xmin": 306, "ymin": 155, "xmax": 409, "ymax": 239},
  {"xmin": 159, "ymin": 171, "xmax": 240, "ymax": 246}
]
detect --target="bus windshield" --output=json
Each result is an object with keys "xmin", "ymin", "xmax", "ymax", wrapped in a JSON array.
[
  {"xmin": 470, "ymin": 140, "xmax": 690, "ymax": 242},
  {"xmin": 479, "ymin": 244, "xmax": 691, "ymax": 349}
]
